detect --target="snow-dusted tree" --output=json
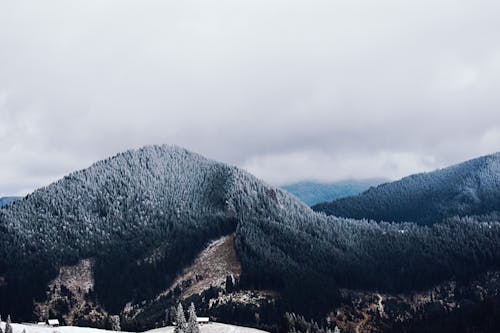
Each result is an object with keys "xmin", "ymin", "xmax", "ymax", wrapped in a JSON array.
[
  {"xmin": 3, "ymin": 144, "xmax": 500, "ymax": 329},
  {"xmin": 164, "ymin": 308, "xmax": 169, "ymax": 326},
  {"xmin": 5, "ymin": 315, "xmax": 12, "ymax": 333},
  {"xmin": 174, "ymin": 303, "xmax": 186, "ymax": 333},
  {"xmin": 186, "ymin": 303, "xmax": 200, "ymax": 333},
  {"xmin": 109, "ymin": 315, "xmax": 121, "ymax": 331},
  {"xmin": 0, "ymin": 315, "xmax": 3, "ymax": 333},
  {"xmin": 333, "ymin": 326, "xmax": 341, "ymax": 333},
  {"xmin": 168, "ymin": 306, "xmax": 177, "ymax": 325}
]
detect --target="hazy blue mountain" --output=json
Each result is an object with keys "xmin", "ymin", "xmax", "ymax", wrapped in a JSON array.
[
  {"xmin": 282, "ymin": 179, "xmax": 386, "ymax": 206},
  {"xmin": 1, "ymin": 145, "xmax": 500, "ymax": 332},
  {"xmin": 0, "ymin": 196, "xmax": 21, "ymax": 207},
  {"xmin": 313, "ymin": 152, "xmax": 500, "ymax": 225}
]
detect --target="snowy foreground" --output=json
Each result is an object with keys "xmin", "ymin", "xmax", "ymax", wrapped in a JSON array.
[{"xmin": 5, "ymin": 322, "xmax": 268, "ymax": 333}]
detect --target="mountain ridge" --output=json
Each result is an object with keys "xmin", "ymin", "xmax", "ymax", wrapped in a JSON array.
[
  {"xmin": 2, "ymin": 145, "xmax": 500, "ymax": 332},
  {"xmin": 281, "ymin": 179, "xmax": 385, "ymax": 206},
  {"xmin": 0, "ymin": 197, "xmax": 21, "ymax": 207},
  {"xmin": 313, "ymin": 152, "xmax": 500, "ymax": 225}
]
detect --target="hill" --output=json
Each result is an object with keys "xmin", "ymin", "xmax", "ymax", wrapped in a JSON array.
[
  {"xmin": 1, "ymin": 146, "xmax": 500, "ymax": 332},
  {"xmin": 0, "ymin": 197, "xmax": 21, "ymax": 207},
  {"xmin": 282, "ymin": 179, "xmax": 385, "ymax": 206},
  {"xmin": 313, "ymin": 153, "xmax": 500, "ymax": 225}
]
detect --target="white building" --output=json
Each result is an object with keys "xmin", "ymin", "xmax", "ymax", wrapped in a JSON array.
[{"xmin": 47, "ymin": 319, "xmax": 60, "ymax": 327}]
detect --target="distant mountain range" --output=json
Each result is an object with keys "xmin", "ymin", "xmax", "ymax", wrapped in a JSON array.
[
  {"xmin": 0, "ymin": 197, "xmax": 20, "ymax": 207},
  {"xmin": 313, "ymin": 152, "xmax": 500, "ymax": 225},
  {"xmin": 1, "ymin": 146, "xmax": 500, "ymax": 333},
  {"xmin": 282, "ymin": 179, "xmax": 386, "ymax": 206}
]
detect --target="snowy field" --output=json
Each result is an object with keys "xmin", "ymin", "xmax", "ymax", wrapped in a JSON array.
[
  {"xmin": 147, "ymin": 323, "xmax": 267, "ymax": 333},
  {"xmin": 2, "ymin": 322, "xmax": 268, "ymax": 333}
]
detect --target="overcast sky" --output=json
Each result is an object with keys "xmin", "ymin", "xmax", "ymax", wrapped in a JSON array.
[{"xmin": 1, "ymin": 0, "xmax": 500, "ymax": 196}]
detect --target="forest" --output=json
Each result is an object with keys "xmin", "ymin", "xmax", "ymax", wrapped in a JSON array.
[
  {"xmin": 313, "ymin": 152, "xmax": 500, "ymax": 225},
  {"xmin": 1, "ymin": 146, "xmax": 500, "ymax": 332}
]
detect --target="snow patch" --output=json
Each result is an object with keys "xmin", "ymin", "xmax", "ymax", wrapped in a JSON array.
[{"xmin": 3, "ymin": 322, "xmax": 268, "ymax": 333}]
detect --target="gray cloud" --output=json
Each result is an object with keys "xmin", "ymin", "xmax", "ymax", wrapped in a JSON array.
[{"xmin": 1, "ymin": 0, "xmax": 500, "ymax": 196}]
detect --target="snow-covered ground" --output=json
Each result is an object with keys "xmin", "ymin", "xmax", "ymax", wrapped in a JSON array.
[
  {"xmin": 2, "ymin": 322, "xmax": 268, "ymax": 333},
  {"xmin": 148, "ymin": 323, "xmax": 267, "ymax": 333}
]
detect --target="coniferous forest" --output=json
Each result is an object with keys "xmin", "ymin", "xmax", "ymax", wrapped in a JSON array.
[
  {"xmin": 1, "ymin": 146, "xmax": 500, "ymax": 332},
  {"xmin": 313, "ymin": 152, "xmax": 500, "ymax": 225}
]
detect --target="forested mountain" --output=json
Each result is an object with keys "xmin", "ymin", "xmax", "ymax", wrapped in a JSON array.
[
  {"xmin": 313, "ymin": 152, "xmax": 500, "ymax": 225},
  {"xmin": 282, "ymin": 179, "xmax": 385, "ymax": 206},
  {"xmin": 1, "ymin": 146, "xmax": 500, "ymax": 332},
  {"xmin": 0, "ymin": 197, "xmax": 20, "ymax": 207}
]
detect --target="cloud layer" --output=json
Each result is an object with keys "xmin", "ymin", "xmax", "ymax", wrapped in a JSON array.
[{"xmin": 1, "ymin": 0, "xmax": 500, "ymax": 196}]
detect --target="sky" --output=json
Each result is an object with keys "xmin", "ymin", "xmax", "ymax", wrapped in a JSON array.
[{"xmin": 1, "ymin": 0, "xmax": 500, "ymax": 196}]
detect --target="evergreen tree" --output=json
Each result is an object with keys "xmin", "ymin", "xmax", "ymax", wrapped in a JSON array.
[
  {"xmin": 174, "ymin": 303, "xmax": 186, "ymax": 333},
  {"xmin": 0, "ymin": 315, "xmax": 3, "ymax": 333},
  {"xmin": 168, "ymin": 306, "xmax": 177, "ymax": 325},
  {"xmin": 164, "ymin": 308, "xmax": 169, "ymax": 326},
  {"xmin": 109, "ymin": 315, "xmax": 121, "ymax": 331},
  {"xmin": 186, "ymin": 303, "xmax": 200, "ymax": 333},
  {"xmin": 5, "ymin": 316, "xmax": 12, "ymax": 333},
  {"xmin": 225, "ymin": 275, "xmax": 234, "ymax": 293}
]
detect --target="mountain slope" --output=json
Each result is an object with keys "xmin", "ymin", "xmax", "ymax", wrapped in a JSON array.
[
  {"xmin": 313, "ymin": 153, "xmax": 500, "ymax": 225},
  {"xmin": 0, "ymin": 146, "xmax": 239, "ymax": 316},
  {"xmin": 282, "ymin": 179, "xmax": 385, "ymax": 206},
  {"xmin": 1, "ymin": 146, "xmax": 500, "ymax": 332}
]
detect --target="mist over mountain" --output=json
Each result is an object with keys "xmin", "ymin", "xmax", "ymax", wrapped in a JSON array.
[
  {"xmin": 282, "ymin": 179, "xmax": 385, "ymax": 206},
  {"xmin": 313, "ymin": 152, "xmax": 500, "ymax": 225},
  {"xmin": 1, "ymin": 146, "xmax": 500, "ymax": 332}
]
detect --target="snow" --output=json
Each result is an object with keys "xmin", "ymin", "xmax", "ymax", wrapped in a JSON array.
[
  {"xmin": 2, "ymin": 322, "xmax": 268, "ymax": 333},
  {"xmin": 6, "ymin": 323, "xmax": 118, "ymax": 333},
  {"xmin": 147, "ymin": 323, "xmax": 267, "ymax": 333}
]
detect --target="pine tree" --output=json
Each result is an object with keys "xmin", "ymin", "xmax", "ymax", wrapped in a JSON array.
[
  {"xmin": 5, "ymin": 315, "xmax": 13, "ymax": 333},
  {"xmin": 186, "ymin": 303, "xmax": 200, "ymax": 333},
  {"xmin": 174, "ymin": 303, "xmax": 186, "ymax": 333},
  {"xmin": 109, "ymin": 315, "xmax": 121, "ymax": 331},
  {"xmin": 333, "ymin": 326, "xmax": 341, "ymax": 333},
  {"xmin": 168, "ymin": 306, "xmax": 177, "ymax": 325},
  {"xmin": 0, "ymin": 315, "xmax": 3, "ymax": 333},
  {"xmin": 225, "ymin": 275, "xmax": 234, "ymax": 293},
  {"xmin": 164, "ymin": 308, "xmax": 169, "ymax": 326}
]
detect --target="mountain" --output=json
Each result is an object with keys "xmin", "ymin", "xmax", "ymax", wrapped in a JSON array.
[
  {"xmin": 1, "ymin": 146, "xmax": 500, "ymax": 332},
  {"xmin": 0, "ymin": 197, "xmax": 21, "ymax": 207},
  {"xmin": 282, "ymin": 179, "xmax": 385, "ymax": 206},
  {"xmin": 313, "ymin": 152, "xmax": 500, "ymax": 225}
]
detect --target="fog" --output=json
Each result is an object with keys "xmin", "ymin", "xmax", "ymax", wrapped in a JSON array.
[{"xmin": 1, "ymin": 0, "xmax": 500, "ymax": 195}]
